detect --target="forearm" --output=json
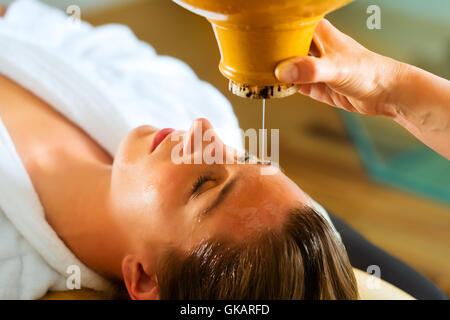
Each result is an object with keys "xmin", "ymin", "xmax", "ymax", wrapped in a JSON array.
[{"xmin": 387, "ymin": 63, "xmax": 450, "ymax": 159}]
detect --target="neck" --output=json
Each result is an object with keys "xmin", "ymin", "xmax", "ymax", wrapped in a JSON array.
[
  {"xmin": 36, "ymin": 155, "xmax": 127, "ymax": 279},
  {"xmin": 0, "ymin": 74, "xmax": 127, "ymax": 279}
]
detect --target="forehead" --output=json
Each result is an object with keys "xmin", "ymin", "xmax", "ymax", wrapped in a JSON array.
[{"xmin": 199, "ymin": 166, "xmax": 308, "ymax": 240}]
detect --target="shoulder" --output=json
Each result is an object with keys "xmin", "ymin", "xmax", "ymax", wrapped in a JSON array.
[
  {"xmin": 353, "ymin": 268, "xmax": 416, "ymax": 300},
  {"xmin": 0, "ymin": 5, "xmax": 6, "ymax": 17}
]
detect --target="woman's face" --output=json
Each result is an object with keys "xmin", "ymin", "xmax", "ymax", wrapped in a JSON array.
[{"xmin": 109, "ymin": 118, "xmax": 310, "ymax": 259}]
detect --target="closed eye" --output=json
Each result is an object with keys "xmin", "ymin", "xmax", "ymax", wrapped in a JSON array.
[{"xmin": 191, "ymin": 174, "xmax": 216, "ymax": 199}]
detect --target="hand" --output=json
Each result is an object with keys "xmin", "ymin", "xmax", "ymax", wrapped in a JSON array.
[
  {"xmin": 275, "ymin": 19, "xmax": 406, "ymax": 118},
  {"xmin": 275, "ymin": 19, "xmax": 450, "ymax": 160}
]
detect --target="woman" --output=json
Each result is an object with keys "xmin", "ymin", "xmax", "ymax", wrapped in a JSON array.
[
  {"xmin": 0, "ymin": 0, "xmax": 356, "ymax": 300},
  {"xmin": 0, "ymin": 1, "xmax": 445, "ymax": 300}
]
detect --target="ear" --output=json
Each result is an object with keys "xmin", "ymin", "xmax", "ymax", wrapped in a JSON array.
[{"xmin": 121, "ymin": 255, "xmax": 160, "ymax": 300}]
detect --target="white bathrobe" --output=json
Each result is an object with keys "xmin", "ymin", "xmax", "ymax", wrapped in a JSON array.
[{"xmin": 0, "ymin": 0, "xmax": 339, "ymax": 299}]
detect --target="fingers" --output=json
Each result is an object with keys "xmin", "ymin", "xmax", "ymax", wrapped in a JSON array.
[
  {"xmin": 275, "ymin": 55, "xmax": 338, "ymax": 85},
  {"xmin": 301, "ymin": 82, "xmax": 336, "ymax": 107},
  {"xmin": 314, "ymin": 19, "xmax": 339, "ymax": 40},
  {"xmin": 275, "ymin": 19, "xmax": 353, "ymax": 86},
  {"xmin": 275, "ymin": 20, "xmax": 344, "ymax": 85},
  {"xmin": 307, "ymin": 19, "xmax": 341, "ymax": 58},
  {"xmin": 298, "ymin": 83, "xmax": 357, "ymax": 112},
  {"xmin": 311, "ymin": 34, "xmax": 325, "ymax": 57}
]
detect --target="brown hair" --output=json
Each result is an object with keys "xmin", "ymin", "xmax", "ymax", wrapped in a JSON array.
[{"xmin": 155, "ymin": 206, "xmax": 358, "ymax": 299}]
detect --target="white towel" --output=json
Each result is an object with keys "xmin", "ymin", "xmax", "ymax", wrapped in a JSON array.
[
  {"xmin": 0, "ymin": 0, "xmax": 338, "ymax": 299},
  {"xmin": 0, "ymin": 0, "xmax": 242, "ymax": 299}
]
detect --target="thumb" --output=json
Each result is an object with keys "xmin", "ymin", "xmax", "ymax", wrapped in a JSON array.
[{"xmin": 275, "ymin": 56, "xmax": 339, "ymax": 85}]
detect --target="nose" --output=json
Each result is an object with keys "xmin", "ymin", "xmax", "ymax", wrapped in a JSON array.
[{"xmin": 183, "ymin": 118, "xmax": 215, "ymax": 156}]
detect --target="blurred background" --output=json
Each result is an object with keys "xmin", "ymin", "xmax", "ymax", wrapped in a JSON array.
[{"xmin": 1, "ymin": 0, "xmax": 449, "ymax": 296}]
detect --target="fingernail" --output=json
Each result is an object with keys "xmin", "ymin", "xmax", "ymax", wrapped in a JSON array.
[{"xmin": 275, "ymin": 61, "xmax": 299, "ymax": 83}]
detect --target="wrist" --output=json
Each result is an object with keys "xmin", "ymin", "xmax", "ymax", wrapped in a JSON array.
[
  {"xmin": 378, "ymin": 59, "xmax": 412, "ymax": 119},
  {"xmin": 387, "ymin": 61, "xmax": 450, "ymax": 135}
]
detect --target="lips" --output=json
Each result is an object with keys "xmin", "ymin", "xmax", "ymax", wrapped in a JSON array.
[{"xmin": 150, "ymin": 128, "xmax": 175, "ymax": 153}]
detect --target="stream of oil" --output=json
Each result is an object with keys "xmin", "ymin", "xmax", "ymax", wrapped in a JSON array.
[{"xmin": 261, "ymin": 99, "xmax": 266, "ymax": 161}]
